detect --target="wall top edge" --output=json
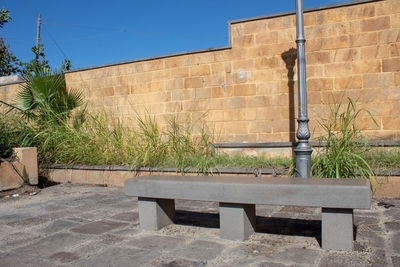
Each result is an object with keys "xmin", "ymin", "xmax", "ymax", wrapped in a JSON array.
[
  {"xmin": 0, "ymin": 75, "xmax": 24, "ymax": 86},
  {"xmin": 65, "ymin": 46, "xmax": 231, "ymax": 74},
  {"xmin": 228, "ymin": 0, "xmax": 383, "ymax": 25},
  {"xmin": 65, "ymin": 0, "xmax": 382, "ymax": 74}
]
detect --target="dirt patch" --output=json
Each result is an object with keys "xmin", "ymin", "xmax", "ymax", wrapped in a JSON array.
[{"xmin": 0, "ymin": 184, "xmax": 40, "ymax": 199}]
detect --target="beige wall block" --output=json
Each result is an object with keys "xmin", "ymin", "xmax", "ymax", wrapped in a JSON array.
[
  {"xmin": 13, "ymin": 147, "xmax": 38, "ymax": 185},
  {"xmin": 375, "ymin": 176, "xmax": 400, "ymax": 198},
  {"xmin": 0, "ymin": 161, "xmax": 24, "ymax": 191}
]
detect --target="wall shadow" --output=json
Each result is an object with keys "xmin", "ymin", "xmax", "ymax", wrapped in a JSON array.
[{"xmin": 281, "ymin": 48, "xmax": 297, "ymax": 146}]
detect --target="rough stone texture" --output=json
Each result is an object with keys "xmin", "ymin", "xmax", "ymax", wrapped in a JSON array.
[
  {"xmin": 0, "ymin": 183, "xmax": 399, "ymax": 266},
  {"xmin": 13, "ymin": 147, "xmax": 38, "ymax": 185},
  {"xmin": 0, "ymin": 161, "xmax": 24, "ymax": 191},
  {"xmin": 71, "ymin": 220, "xmax": 128, "ymax": 235}
]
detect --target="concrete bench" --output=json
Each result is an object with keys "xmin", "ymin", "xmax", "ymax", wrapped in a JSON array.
[{"xmin": 124, "ymin": 175, "xmax": 370, "ymax": 251}]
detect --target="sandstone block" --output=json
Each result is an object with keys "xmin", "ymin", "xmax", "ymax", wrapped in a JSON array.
[
  {"xmin": 243, "ymin": 21, "xmax": 266, "ymax": 34},
  {"xmin": 382, "ymin": 58, "xmax": 400, "ymax": 72},
  {"xmin": 232, "ymin": 35, "xmax": 254, "ymax": 47},
  {"xmin": 378, "ymin": 29, "xmax": 400, "ymax": 44},
  {"xmin": 335, "ymin": 76, "xmax": 362, "ymax": 90},
  {"xmin": 13, "ymin": 147, "xmax": 38, "ymax": 185},
  {"xmin": 363, "ymin": 73, "xmax": 393, "ymax": 88},
  {"xmin": 0, "ymin": 161, "xmax": 24, "ymax": 191},
  {"xmin": 190, "ymin": 65, "xmax": 210, "ymax": 76},
  {"xmin": 324, "ymin": 63, "xmax": 352, "ymax": 77},
  {"xmin": 211, "ymin": 86, "xmax": 233, "ymax": 98},
  {"xmin": 351, "ymin": 32, "xmax": 378, "ymax": 47},
  {"xmin": 233, "ymin": 84, "xmax": 256, "ymax": 96},
  {"xmin": 308, "ymin": 78, "xmax": 334, "ymax": 91},
  {"xmin": 184, "ymin": 77, "xmax": 203, "ymax": 88},
  {"xmin": 361, "ymin": 16, "xmax": 390, "ymax": 32},
  {"xmin": 255, "ymin": 31, "xmax": 278, "ymax": 45},
  {"xmin": 321, "ymin": 36, "xmax": 350, "ymax": 50},
  {"xmin": 346, "ymin": 5, "xmax": 375, "ymax": 20},
  {"xmin": 333, "ymin": 48, "xmax": 359, "ymax": 63},
  {"xmin": 352, "ymin": 60, "xmax": 380, "ymax": 74},
  {"xmin": 307, "ymin": 51, "xmax": 332, "ymax": 65}
]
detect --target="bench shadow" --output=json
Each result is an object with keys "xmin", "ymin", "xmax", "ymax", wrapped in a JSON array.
[{"xmin": 175, "ymin": 210, "xmax": 325, "ymax": 246}]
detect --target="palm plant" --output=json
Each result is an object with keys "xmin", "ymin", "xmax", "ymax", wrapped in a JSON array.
[{"xmin": 16, "ymin": 69, "xmax": 84, "ymax": 123}]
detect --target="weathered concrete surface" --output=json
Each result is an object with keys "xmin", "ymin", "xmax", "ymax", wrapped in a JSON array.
[
  {"xmin": 125, "ymin": 175, "xmax": 371, "ymax": 209},
  {"xmin": 0, "ymin": 183, "xmax": 399, "ymax": 266}
]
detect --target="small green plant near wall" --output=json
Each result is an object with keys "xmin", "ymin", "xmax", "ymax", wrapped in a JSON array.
[{"xmin": 311, "ymin": 97, "xmax": 377, "ymax": 191}]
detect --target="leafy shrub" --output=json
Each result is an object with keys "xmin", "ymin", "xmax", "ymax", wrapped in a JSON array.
[{"xmin": 311, "ymin": 97, "xmax": 377, "ymax": 190}]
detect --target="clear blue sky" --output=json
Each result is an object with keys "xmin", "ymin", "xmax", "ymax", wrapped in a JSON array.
[{"xmin": 1, "ymin": 0, "xmax": 346, "ymax": 70}]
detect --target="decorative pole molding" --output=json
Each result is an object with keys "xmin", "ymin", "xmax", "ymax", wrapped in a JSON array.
[{"xmin": 294, "ymin": 0, "xmax": 312, "ymax": 178}]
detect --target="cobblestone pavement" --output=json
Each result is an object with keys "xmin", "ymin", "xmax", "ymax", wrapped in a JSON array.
[{"xmin": 0, "ymin": 183, "xmax": 399, "ymax": 266}]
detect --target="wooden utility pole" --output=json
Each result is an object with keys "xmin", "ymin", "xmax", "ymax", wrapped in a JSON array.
[{"xmin": 35, "ymin": 13, "xmax": 41, "ymax": 62}]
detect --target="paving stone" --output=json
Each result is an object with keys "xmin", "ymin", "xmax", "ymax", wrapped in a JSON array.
[
  {"xmin": 392, "ymin": 256, "xmax": 400, "ymax": 267},
  {"xmin": 384, "ymin": 209, "xmax": 400, "ymax": 220},
  {"xmin": 385, "ymin": 221, "xmax": 400, "ymax": 232},
  {"xmin": 354, "ymin": 215, "xmax": 380, "ymax": 226},
  {"xmin": 0, "ymin": 252, "xmax": 53, "ymax": 267},
  {"xmin": 111, "ymin": 211, "xmax": 139, "ymax": 222},
  {"xmin": 44, "ymin": 204, "xmax": 70, "ymax": 211},
  {"xmin": 0, "ymin": 231, "xmax": 42, "ymax": 251},
  {"xmin": 368, "ymin": 249, "xmax": 388, "ymax": 267},
  {"xmin": 171, "ymin": 240, "xmax": 224, "ymax": 261},
  {"xmin": 6, "ymin": 215, "xmax": 50, "ymax": 227},
  {"xmin": 100, "ymin": 234, "xmax": 125, "ymax": 245},
  {"xmin": 15, "ymin": 232, "xmax": 88, "ymax": 256},
  {"xmin": 76, "ymin": 246, "xmax": 155, "ymax": 267},
  {"xmin": 150, "ymin": 257, "xmax": 207, "ymax": 267},
  {"xmin": 71, "ymin": 220, "xmax": 128, "ymax": 235},
  {"xmin": 357, "ymin": 230, "xmax": 386, "ymax": 248},
  {"xmin": 48, "ymin": 251, "xmax": 80, "ymax": 263},
  {"xmin": 318, "ymin": 252, "xmax": 370, "ymax": 267},
  {"xmin": 0, "ymin": 213, "xmax": 31, "ymax": 223},
  {"xmin": 126, "ymin": 235, "xmax": 183, "ymax": 251},
  {"xmin": 393, "ymin": 232, "xmax": 400, "ymax": 251},
  {"xmin": 264, "ymin": 247, "xmax": 321, "ymax": 265},
  {"xmin": 257, "ymin": 262, "xmax": 289, "ymax": 267},
  {"xmin": 41, "ymin": 219, "xmax": 79, "ymax": 234}
]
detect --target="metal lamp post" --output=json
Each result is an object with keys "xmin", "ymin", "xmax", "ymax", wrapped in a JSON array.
[{"xmin": 294, "ymin": 0, "xmax": 312, "ymax": 178}]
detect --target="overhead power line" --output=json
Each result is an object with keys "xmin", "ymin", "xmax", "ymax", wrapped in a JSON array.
[
  {"xmin": 43, "ymin": 21, "xmax": 225, "ymax": 40},
  {"xmin": 42, "ymin": 25, "xmax": 69, "ymax": 59}
]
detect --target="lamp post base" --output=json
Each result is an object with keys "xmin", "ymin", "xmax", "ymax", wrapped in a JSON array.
[{"xmin": 294, "ymin": 143, "xmax": 313, "ymax": 178}]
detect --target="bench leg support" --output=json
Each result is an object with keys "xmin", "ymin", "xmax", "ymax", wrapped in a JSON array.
[
  {"xmin": 322, "ymin": 208, "xmax": 354, "ymax": 251},
  {"xmin": 219, "ymin": 203, "xmax": 256, "ymax": 241},
  {"xmin": 138, "ymin": 197, "xmax": 175, "ymax": 230}
]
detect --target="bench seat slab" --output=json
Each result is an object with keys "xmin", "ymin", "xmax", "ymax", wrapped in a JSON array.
[
  {"xmin": 219, "ymin": 203, "xmax": 256, "ymax": 241},
  {"xmin": 138, "ymin": 197, "xmax": 175, "ymax": 230},
  {"xmin": 322, "ymin": 208, "xmax": 354, "ymax": 251}
]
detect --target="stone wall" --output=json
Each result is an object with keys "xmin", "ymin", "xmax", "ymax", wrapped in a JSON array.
[
  {"xmin": 0, "ymin": 76, "xmax": 22, "ymax": 112},
  {"xmin": 2, "ymin": 0, "xmax": 400, "ymax": 142}
]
